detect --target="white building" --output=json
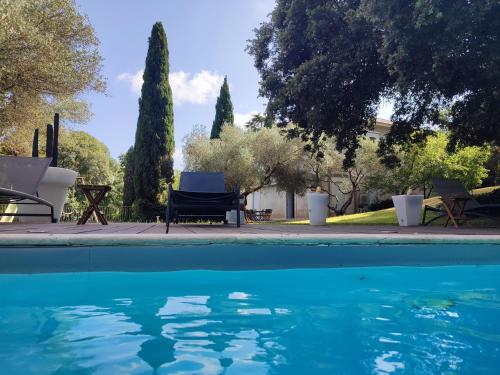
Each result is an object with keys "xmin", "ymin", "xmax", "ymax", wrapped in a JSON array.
[{"xmin": 246, "ymin": 118, "xmax": 392, "ymax": 219}]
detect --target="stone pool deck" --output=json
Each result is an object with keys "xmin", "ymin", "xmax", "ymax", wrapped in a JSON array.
[{"xmin": 0, "ymin": 222, "xmax": 499, "ymax": 246}]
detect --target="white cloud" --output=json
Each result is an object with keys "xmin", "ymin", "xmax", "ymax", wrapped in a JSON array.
[
  {"xmin": 117, "ymin": 69, "xmax": 223, "ymax": 105},
  {"xmin": 170, "ymin": 70, "xmax": 223, "ymax": 105},
  {"xmin": 117, "ymin": 70, "xmax": 143, "ymax": 95},
  {"xmin": 234, "ymin": 111, "xmax": 260, "ymax": 129}
]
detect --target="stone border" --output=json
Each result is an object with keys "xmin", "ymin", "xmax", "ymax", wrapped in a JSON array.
[{"xmin": 1, "ymin": 232, "xmax": 499, "ymax": 247}]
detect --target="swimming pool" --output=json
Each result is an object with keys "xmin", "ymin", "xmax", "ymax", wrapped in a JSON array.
[{"xmin": 1, "ymin": 243, "xmax": 499, "ymax": 374}]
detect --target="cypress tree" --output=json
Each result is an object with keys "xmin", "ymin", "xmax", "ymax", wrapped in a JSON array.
[
  {"xmin": 133, "ymin": 22, "xmax": 174, "ymax": 220},
  {"xmin": 210, "ymin": 76, "xmax": 234, "ymax": 139},
  {"xmin": 122, "ymin": 146, "xmax": 135, "ymax": 207}
]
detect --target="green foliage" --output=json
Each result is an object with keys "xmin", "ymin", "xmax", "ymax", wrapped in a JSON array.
[
  {"xmin": 210, "ymin": 77, "xmax": 234, "ymax": 139},
  {"xmin": 183, "ymin": 125, "xmax": 303, "ymax": 195},
  {"xmin": 249, "ymin": 0, "xmax": 500, "ymax": 166},
  {"xmin": 367, "ymin": 133, "xmax": 491, "ymax": 197},
  {"xmin": 295, "ymin": 137, "xmax": 385, "ymax": 215},
  {"xmin": 58, "ymin": 129, "xmax": 122, "ymax": 211},
  {"xmin": 0, "ymin": 0, "xmax": 105, "ymax": 156},
  {"xmin": 367, "ymin": 199, "xmax": 394, "ymax": 212},
  {"xmin": 172, "ymin": 169, "xmax": 181, "ymax": 190},
  {"xmin": 121, "ymin": 146, "xmax": 135, "ymax": 207},
  {"xmin": 475, "ymin": 188, "xmax": 500, "ymax": 205},
  {"xmin": 484, "ymin": 148, "xmax": 500, "ymax": 187},
  {"xmin": 133, "ymin": 22, "xmax": 174, "ymax": 220},
  {"xmin": 365, "ymin": 0, "xmax": 500, "ymax": 154},
  {"xmin": 245, "ymin": 113, "xmax": 273, "ymax": 132},
  {"xmin": 184, "ymin": 123, "xmax": 386, "ymax": 215},
  {"xmin": 247, "ymin": 0, "xmax": 389, "ymax": 167}
]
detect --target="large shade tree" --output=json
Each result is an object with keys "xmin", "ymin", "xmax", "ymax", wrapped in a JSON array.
[
  {"xmin": 364, "ymin": 0, "xmax": 500, "ymax": 157},
  {"xmin": 0, "ymin": 0, "xmax": 105, "ymax": 155},
  {"xmin": 248, "ymin": 0, "xmax": 500, "ymax": 166},
  {"xmin": 133, "ymin": 22, "xmax": 174, "ymax": 220},
  {"xmin": 247, "ymin": 0, "xmax": 389, "ymax": 167}
]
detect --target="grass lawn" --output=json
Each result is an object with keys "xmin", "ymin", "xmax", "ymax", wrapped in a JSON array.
[{"xmin": 286, "ymin": 186, "xmax": 499, "ymax": 226}]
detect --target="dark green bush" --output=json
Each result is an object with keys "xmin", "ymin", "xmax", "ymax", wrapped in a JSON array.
[
  {"xmin": 368, "ymin": 199, "xmax": 394, "ymax": 211},
  {"xmin": 475, "ymin": 188, "xmax": 500, "ymax": 204}
]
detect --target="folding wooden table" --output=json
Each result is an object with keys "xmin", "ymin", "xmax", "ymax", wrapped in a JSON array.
[
  {"xmin": 442, "ymin": 195, "xmax": 471, "ymax": 228},
  {"xmin": 77, "ymin": 184, "xmax": 111, "ymax": 225}
]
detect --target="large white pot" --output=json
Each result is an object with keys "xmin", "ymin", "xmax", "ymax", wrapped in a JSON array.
[
  {"xmin": 392, "ymin": 195, "xmax": 424, "ymax": 226},
  {"xmin": 307, "ymin": 192, "xmax": 329, "ymax": 226},
  {"xmin": 17, "ymin": 167, "xmax": 78, "ymax": 223}
]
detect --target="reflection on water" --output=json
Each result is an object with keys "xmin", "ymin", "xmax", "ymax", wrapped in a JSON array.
[
  {"xmin": 39, "ymin": 291, "xmax": 288, "ymax": 374},
  {"xmin": 158, "ymin": 296, "xmax": 212, "ymax": 317},
  {"xmin": 1, "ymin": 266, "xmax": 500, "ymax": 374},
  {"xmin": 374, "ymin": 351, "xmax": 405, "ymax": 374}
]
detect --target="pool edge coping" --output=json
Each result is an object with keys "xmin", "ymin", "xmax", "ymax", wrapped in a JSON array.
[{"xmin": 1, "ymin": 233, "xmax": 500, "ymax": 247}]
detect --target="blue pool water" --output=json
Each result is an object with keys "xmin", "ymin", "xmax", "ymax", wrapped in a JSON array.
[{"xmin": 1, "ymin": 266, "xmax": 499, "ymax": 374}]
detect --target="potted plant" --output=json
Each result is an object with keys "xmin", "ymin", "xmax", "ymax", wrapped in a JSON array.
[
  {"xmin": 17, "ymin": 114, "xmax": 78, "ymax": 223},
  {"xmin": 307, "ymin": 186, "xmax": 329, "ymax": 225}
]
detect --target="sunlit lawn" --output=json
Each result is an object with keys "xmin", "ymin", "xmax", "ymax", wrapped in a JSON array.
[{"xmin": 283, "ymin": 186, "xmax": 499, "ymax": 226}]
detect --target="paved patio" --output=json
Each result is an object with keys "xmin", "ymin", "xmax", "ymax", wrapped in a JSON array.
[{"xmin": 0, "ymin": 222, "xmax": 499, "ymax": 239}]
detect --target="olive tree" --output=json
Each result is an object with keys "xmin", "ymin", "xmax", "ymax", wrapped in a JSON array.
[
  {"xmin": 0, "ymin": 0, "xmax": 105, "ymax": 155},
  {"xmin": 291, "ymin": 137, "xmax": 385, "ymax": 215},
  {"xmin": 183, "ymin": 125, "xmax": 304, "ymax": 197},
  {"xmin": 184, "ymin": 124, "xmax": 387, "ymax": 215}
]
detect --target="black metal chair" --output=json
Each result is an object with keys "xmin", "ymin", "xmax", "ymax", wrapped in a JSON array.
[
  {"xmin": 422, "ymin": 179, "xmax": 500, "ymax": 227},
  {"xmin": 166, "ymin": 172, "xmax": 240, "ymax": 233},
  {"xmin": 0, "ymin": 156, "xmax": 56, "ymax": 223}
]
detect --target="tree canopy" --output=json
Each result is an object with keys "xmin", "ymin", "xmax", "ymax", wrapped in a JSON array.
[
  {"xmin": 184, "ymin": 124, "xmax": 493, "ymax": 215},
  {"xmin": 367, "ymin": 133, "xmax": 492, "ymax": 198},
  {"xmin": 365, "ymin": 0, "xmax": 500, "ymax": 155},
  {"xmin": 210, "ymin": 77, "xmax": 234, "ymax": 139},
  {"xmin": 59, "ymin": 130, "xmax": 118, "ymax": 185},
  {"xmin": 183, "ymin": 124, "xmax": 385, "ymax": 215},
  {"xmin": 287, "ymin": 137, "xmax": 384, "ymax": 215},
  {"xmin": 245, "ymin": 113, "xmax": 273, "ymax": 132},
  {"xmin": 183, "ymin": 125, "xmax": 304, "ymax": 196},
  {"xmin": 133, "ymin": 22, "xmax": 174, "ymax": 220},
  {"xmin": 0, "ymin": 0, "xmax": 105, "ymax": 155},
  {"xmin": 58, "ymin": 129, "xmax": 122, "ymax": 211},
  {"xmin": 248, "ymin": 0, "xmax": 500, "ymax": 166},
  {"xmin": 247, "ymin": 0, "xmax": 389, "ymax": 167}
]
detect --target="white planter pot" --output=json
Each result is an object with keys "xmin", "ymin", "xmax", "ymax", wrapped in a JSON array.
[
  {"xmin": 226, "ymin": 209, "xmax": 246, "ymax": 225},
  {"xmin": 307, "ymin": 192, "xmax": 329, "ymax": 226},
  {"xmin": 392, "ymin": 195, "xmax": 424, "ymax": 226},
  {"xmin": 17, "ymin": 167, "xmax": 78, "ymax": 223}
]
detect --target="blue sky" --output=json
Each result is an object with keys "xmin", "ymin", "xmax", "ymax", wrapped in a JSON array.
[{"xmin": 76, "ymin": 0, "xmax": 392, "ymax": 168}]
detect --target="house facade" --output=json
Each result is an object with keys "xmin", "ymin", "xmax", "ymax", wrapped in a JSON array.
[{"xmin": 246, "ymin": 118, "xmax": 392, "ymax": 219}]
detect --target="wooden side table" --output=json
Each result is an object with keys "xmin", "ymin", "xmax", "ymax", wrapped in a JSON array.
[
  {"xmin": 443, "ymin": 196, "xmax": 470, "ymax": 228},
  {"xmin": 77, "ymin": 184, "xmax": 111, "ymax": 225}
]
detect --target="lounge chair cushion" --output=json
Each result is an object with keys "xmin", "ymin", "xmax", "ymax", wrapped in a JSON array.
[{"xmin": 179, "ymin": 172, "xmax": 226, "ymax": 193}]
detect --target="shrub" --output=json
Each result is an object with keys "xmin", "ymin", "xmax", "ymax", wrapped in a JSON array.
[
  {"xmin": 368, "ymin": 199, "xmax": 394, "ymax": 211},
  {"xmin": 475, "ymin": 188, "xmax": 500, "ymax": 205}
]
